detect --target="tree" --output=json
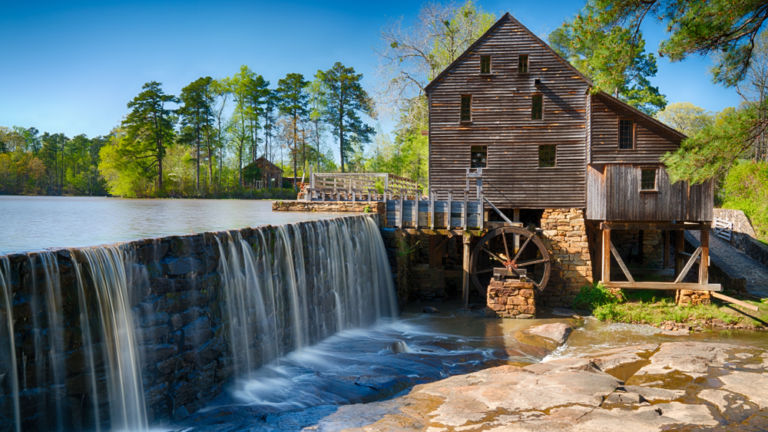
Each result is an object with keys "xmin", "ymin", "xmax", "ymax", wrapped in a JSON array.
[
  {"xmin": 378, "ymin": 1, "xmax": 495, "ymax": 183},
  {"xmin": 565, "ymin": 1, "xmax": 768, "ymax": 181},
  {"xmin": 276, "ymin": 73, "xmax": 309, "ymax": 181},
  {"xmin": 548, "ymin": 3, "xmax": 667, "ymax": 114},
  {"xmin": 178, "ymin": 76, "xmax": 215, "ymax": 193},
  {"xmin": 655, "ymin": 102, "xmax": 714, "ymax": 136},
  {"xmin": 120, "ymin": 81, "xmax": 177, "ymax": 193},
  {"xmin": 224, "ymin": 66, "xmax": 269, "ymax": 186},
  {"xmin": 211, "ymin": 79, "xmax": 230, "ymax": 189},
  {"xmin": 663, "ymin": 104, "xmax": 767, "ymax": 183},
  {"xmin": 316, "ymin": 62, "xmax": 375, "ymax": 172}
]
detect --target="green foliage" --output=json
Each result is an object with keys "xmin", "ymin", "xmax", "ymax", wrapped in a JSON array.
[
  {"xmin": 663, "ymin": 103, "xmax": 765, "ymax": 183},
  {"xmin": 721, "ymin": 160, "xmax": 768, "ymax": 241},
  {"xmin": 654, "ymin": 102, "xmax": 714, "ymax": 136},
  {"xmin": 593, "ymin": 299, "xmax": 752, "ymax": 326},
  {"xmin": 276, "ymin": 72, "xmax": 309, "ymax": 180},
  {"xmin": 315, "ymin": 62, "xmax": 375, "ymax": 172},
  {"xmin": 574, "ymin": 282, "xmax": 624, "ymax": 311},
  {"xmin": 178, "ymin": 76, "xmax": 215, "ymax": 193},
  {"xmin": 548, "ymin": 2, "xmax": 667, "ymax": 114}
]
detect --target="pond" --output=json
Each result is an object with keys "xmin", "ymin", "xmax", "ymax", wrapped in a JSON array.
[{"xmin": 0, "ymin": 196, "xmax": 337, "ymax": 254}]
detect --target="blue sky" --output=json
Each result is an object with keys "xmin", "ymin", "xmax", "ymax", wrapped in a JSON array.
[{"xmin": 0, "ymin": 0, "xmax": 742, "ymax": 139}]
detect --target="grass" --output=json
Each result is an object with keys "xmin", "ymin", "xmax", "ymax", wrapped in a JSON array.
[{"xmin": 575, "ymin": 283, "xmax": 768, "ymax": 329}]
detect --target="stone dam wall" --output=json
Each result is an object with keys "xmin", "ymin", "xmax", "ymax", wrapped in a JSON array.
[{"xmin": 0, "ymin": 215, "xmax": 396, "ymax": 431}]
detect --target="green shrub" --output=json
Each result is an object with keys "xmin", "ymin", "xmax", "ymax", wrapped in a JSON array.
[{"xmin": 574, "ymin": 282, "xmax": 624, "ymax": 311}]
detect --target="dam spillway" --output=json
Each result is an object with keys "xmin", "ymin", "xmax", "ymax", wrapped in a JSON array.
[{"xmin": 0, "ymin": 215, "xmax": 396, "ymax": 431}]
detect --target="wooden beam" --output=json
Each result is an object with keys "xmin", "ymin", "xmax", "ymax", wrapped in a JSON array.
[
  {"xmin": 600, "ymin": 222, "xmax": 710, "ymax": 232},
  {"xmin": 603, "ymin": 281, "xmax": 722, "ymax": 291},
  {"xmin": 711, "ymin": 292, "xmax": 759, "ymax": 312},
  {"xmin": 601, "ymin": 227, "xmax": 611, "ymax": 283},
  {"xmin": 674, "ymin": 247, "xmax": 701, "ymax": 284},
  {"xmin": 675, "ymin": 230, "xmax": 685, "ymax": 274},
  {"xmin": 609, "ymin": 241, "xmax": 634, "ymax": 283},
  {"xmin": 461, "ymin": 232, "xmax": 471, "ymax": 308},
  {"xmin": 699, "ymin": 228, "xmax": 709, "ymax": 284}
]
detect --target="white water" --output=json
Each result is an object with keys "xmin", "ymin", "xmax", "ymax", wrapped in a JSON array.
[
  {"xmin": 0, "ymin": 257, "xmax": 20, "ymax": 432},
  {"xmin": 216, "ymin": 217, "xmax": 398, "ymax": 381},
  {"xmin": 0, "ymin": 215, "xmax": 397, "ymax": 431},
  {"xmin": 80, "ymin": 246, "xmax": 148, "ymax": 432}
]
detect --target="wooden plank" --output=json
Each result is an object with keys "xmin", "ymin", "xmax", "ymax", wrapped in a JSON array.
[
  {"xmin": 600, "ymin": 221, "xmax": 710, "ymax": 231},
  {"xmin": 601, "ymin": 228, "xmax": 611, "ymax": 282},
  {"xmin": 462, "ymin": 232, "xmax": 471, "ymax": 308},
  {"xmin": 699, "ymin": 228, "xmax": 709, "ymax": 284},
  {"xmin": 609, "ymin": 241, "xmax": 634, "ymax": 283},
  {"xmin": 603, "ymin": 282, "xmax": 722, "ymax": 291},
  {"xmin": 674, "ymin": 247, "xmax": 701, "ymax": 284},
  {"xmin": 711, "ymin": 292, "xmax": 759, "ymax": 312}
]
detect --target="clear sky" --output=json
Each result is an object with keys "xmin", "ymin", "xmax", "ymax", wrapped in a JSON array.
[{"xmin": 0, "ymin": 0, "xmax": 743, "ymax": 139}]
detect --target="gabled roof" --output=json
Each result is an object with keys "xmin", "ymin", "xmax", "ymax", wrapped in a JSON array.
[
  {"xmin": 594, "ymin": 91, "xmax": 687, "ymax": 140},
  {"xmin": 424, "ymin": 12, "xmax": 592, "ymax": 93}
]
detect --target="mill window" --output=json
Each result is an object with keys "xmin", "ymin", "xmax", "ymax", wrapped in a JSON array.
[
  {"xmin": 480, "ymin": 55, "xmax": 491, "ymax": 74},
  {"xmin": 619, "ymin": 119, "xmax": 634, "ymax": 149},
  {"xmin": 539, "ymin": 145, "xmax": 556, "ymax": 167},
  {"xmin": 531, "ymin": 93, "xmax": 543, "ymax": 120},
  {"xmin": 519, "ymin": 54, "xmax": 529, "ymax": 74},
  {"xmin": 640, "ymin": 168, "xmax": 657, "ymax": 191},
  {"xmin": 471, "ymin": 146, "xmax": 487, "ymax": 168},
  {"xmin": 460, "ymin": 95, "xmax": 472, "ymax": 123}
]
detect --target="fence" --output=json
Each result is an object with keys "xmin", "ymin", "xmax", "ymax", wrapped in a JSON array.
[{"xmin": 305, "ymin": 172, "xmax": 422, "ymax": 201}]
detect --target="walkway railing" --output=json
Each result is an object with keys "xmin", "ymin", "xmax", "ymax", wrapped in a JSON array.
[{"xmin": 304, "ymin": 172, "xmax": 422, "ymax": 201}]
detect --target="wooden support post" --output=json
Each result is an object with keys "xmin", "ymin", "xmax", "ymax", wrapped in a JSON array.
[
  {"xmin": 429, "ymin": 193, "xmax": 435, "ymax": 230},
  {"xmin": 462, "ymin": 232, "xmax": 471, "ymax": 309},
  {"xmin": 462, "ymin": 192, "xmax": 468, "ymax": 231},
  {"xmin": 398, "ymin": 196, "xmax": 404, "ymax": 229},
  {"xmin": 699, "ymin": 228, "xmax": 709, "ymax": 284},
  {"xmin": 513, "ymin": 208, "xmax": 521, "ymax": 253},
  {"xmin": 601, "ymin": 227, "xmax": 611, "ymax": 283},
  {"xmin": 447, "ymin": 192, "xmax": 453, "ymax": 229},
  {"xmin": 675, "ymin": 230, "xmax": 685, "ymax": 274}
]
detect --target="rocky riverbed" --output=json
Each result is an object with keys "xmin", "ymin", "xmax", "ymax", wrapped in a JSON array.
[{"xmin": 315, "ymin": 324, "xmax": 768, "ymax": 431}]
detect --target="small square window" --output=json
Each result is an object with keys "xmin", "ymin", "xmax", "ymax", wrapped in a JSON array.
[
  {"xmin": 539, "ymin": 145, "xmax": 556, "ymax": 167},
  {"xmin": 518, "ymin": 54, "xmax": 529, "ymax": 74},
  {"xmin": 460, "ymin": 95, "xmax": 472, "ymax": 123},
  {"xmin": 619, "ymin": 119, "xmax": 634, "ymax": 149},
  {"xmin": 531, "ymin": 93, "xmax": 543, "ymax": 120},
  {"xmin": 641, "ymin": 168, "xmax": 657, "ymax": 191},
  {"xmin": 480, "ymin": 55, "xmax": 491, "ymax": 74},
  {"xmin": 471, "ymin": 146, "xmax": 487, "ymax": 168}
]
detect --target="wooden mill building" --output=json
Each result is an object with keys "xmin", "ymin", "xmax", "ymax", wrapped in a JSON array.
[{"xmin": 425, "ymin": 13, "xmax": 715, "ymax": 303}]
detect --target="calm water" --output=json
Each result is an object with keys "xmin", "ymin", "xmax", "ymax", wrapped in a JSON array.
[{"xmin": 0, "ymin": 195, "xmax": 338, "ymax": 254}]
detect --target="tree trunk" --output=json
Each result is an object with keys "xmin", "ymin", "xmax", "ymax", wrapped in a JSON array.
[{"xmin": 196, "ymin": 122, "xmax": 200, "ymax": 194}]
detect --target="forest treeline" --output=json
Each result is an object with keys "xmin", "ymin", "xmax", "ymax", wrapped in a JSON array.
[{"xmin": 0, "ymin": 61, "xmax": 375, "ymax": 198}]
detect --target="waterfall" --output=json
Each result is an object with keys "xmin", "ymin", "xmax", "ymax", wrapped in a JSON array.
[
  {"xmin": 0, "ymin": 257, "xmax": 20, "ymax": 432},
  {"xmin": 216, "ymin": 216, "xmax": 397, "ymax": 378},
  {"xmin": 0, "ymin": 215, "xmax": 395, "ymax": 430},
  {"xmin": 79, "ymin": 246, "xmax": 148, "ymax": 432}
]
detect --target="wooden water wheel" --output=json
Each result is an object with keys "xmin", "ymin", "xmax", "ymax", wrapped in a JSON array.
[{"xmin": 470, "ymin": 226, "xmax": 551, "ymax": 295}]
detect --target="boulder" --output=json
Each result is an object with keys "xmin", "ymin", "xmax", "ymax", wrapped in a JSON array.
[{"xmin": 515, "ymin": 322, "xmax": 573, "ymax": 350}]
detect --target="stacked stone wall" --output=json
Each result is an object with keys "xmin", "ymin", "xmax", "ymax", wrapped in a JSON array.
[
  {"xmin": 540, "ymin": 208, "xmax": 593, "ymax": 307},
  {"xmin": 486, "ymin": 279, "xmax": 536, "ymax": 318},
  {"xmin": 0, "ymin": 215, "xmax": 385, "ymax": 430},
  {"xmin": 272, "ymin": 200, "xmax": 384, "ymax": 214}
]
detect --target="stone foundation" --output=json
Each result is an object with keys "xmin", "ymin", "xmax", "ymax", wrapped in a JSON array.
[
  {"xmin": 540, "ymin": 208, "xmax": 592, "ymax": 307},
  {"xmin": 272, "ymin": 200, "xmax": 385, "ymax": 214},
  {"xmin": 486, "ymin": 278, "xmax": 536, "ymax": 318},
  {"xmin": 676, "ymin": 289, "xmax": 712, "ymax": 306}
]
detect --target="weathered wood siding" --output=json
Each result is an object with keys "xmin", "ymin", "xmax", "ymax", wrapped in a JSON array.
[
  {"xmin": 590, "ymin": 93, "xmax": 683, "ymax": 164},
  {"xmin": 427, "ymin": 15, "xmax": 590, "ymax": 209},
  {"xmin": 587, "ymin": 164, "xmax": 713, "ymax": 222}
]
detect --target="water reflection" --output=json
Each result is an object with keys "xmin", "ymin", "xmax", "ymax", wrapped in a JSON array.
[{"xmin": 0, "ymin": 196, "xmax": 339, "ymax": 254}]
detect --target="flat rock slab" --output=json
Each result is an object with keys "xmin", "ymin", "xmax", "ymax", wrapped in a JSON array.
[
  {"xmin": 515, "ymin": 322, "xmax": 573, "ymax": 351},
  {"xmin": 318, "ymin": 342, "xmax": 768, "ymax": 432}
]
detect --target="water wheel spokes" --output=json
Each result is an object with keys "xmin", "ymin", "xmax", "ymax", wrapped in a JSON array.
[{"xmin": 470, "ymin": 226, "xmax": 551, "ymax": 296}]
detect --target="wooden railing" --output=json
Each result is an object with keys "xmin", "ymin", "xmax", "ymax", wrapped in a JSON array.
[{"xmin": 305, "ymin": 172, "xmax": 422, "ymax": 201}]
